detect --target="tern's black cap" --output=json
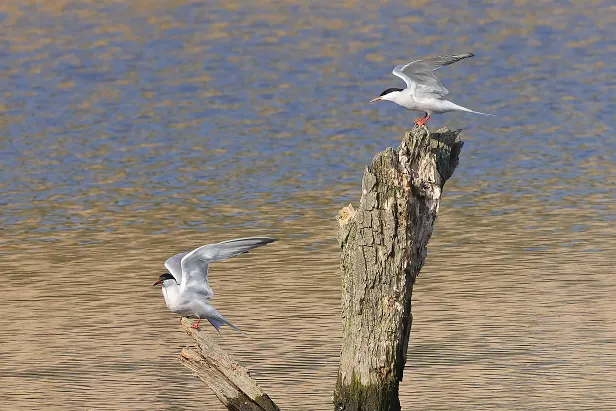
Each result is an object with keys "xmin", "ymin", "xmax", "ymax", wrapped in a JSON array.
[
  {"xmin": 379, "ymin": 87, "xmax": 403, "ymax": 97},
  {"xmin": 159, "ymin": 273, "xmax": 176, "ymax": 282}
]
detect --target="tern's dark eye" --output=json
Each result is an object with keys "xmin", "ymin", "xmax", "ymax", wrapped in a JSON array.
[{"xmin": 379, "ymin": 87, "xmax": 403, "ymax": 97}]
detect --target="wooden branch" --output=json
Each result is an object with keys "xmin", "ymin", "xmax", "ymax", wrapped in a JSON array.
[
  {"xmin": 178, "ymin": 318, "xmax": 280, "ymax": 411},
  {"xmin": 333, "ymin": 125, "xmax": 464, "ymax": 411}
]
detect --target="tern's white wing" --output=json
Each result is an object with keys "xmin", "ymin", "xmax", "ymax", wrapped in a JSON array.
[
  {"xmin": 179, "ymin": 237, "xmax": 277, "ymax": 297},
  {"xmin": 164, "ymin": 252, "xmax": 189, "ymax": 283},
  {"xmin": 392, "ymin": 53, "xmax": 474, "ymax": 99}
]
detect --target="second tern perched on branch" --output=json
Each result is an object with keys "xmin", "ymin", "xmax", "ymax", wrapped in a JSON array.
[
  {"xmin": 370, "ymin": 53, "xmax": 493, "ymax": 126},
  {"xmin": 153, "ymin": 237, "xmax": 277, "ymax": 333}
]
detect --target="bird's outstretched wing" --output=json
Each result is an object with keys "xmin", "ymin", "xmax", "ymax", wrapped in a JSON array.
[
  {"xmin": 164, "ymin": 252, "xmax": 189, "ymax": 283},
  {"xmin": 392, "ymin": 53, "xmax": 474, "ymax": 99},
  {"xmin": 179, "ymin": 237, "xmax": 277, "ymax": 297}
]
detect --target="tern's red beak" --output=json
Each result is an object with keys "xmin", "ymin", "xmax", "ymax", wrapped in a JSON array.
[
  {"xmin": 153, "ymin": 280, "xmax": 162, "ymax": 286},
  {"xmin": 369, "ymin": 97, "xmax": 381, "ymax": 103}
]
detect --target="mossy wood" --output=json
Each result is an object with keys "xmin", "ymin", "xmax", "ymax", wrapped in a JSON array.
[
  {"xmin": 334, "ymin": 125, "xmax": 463, "ymax": 411},
  {"xmin": 178, "ymin": 318, "xmax": 280, "ymax": 411}
]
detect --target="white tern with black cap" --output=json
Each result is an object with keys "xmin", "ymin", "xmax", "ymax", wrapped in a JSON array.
[
  {"xmin": 153, "ymin": 237, "xmax": 277, "ymax": 334},
  {"xmin": 370, "ymin": 53, "xmax": 493, "ymax": 126}
]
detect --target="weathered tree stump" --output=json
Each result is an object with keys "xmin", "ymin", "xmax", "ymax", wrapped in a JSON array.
[
  {"xmin": 175, "ymin": 125, "xmax": 462, "ymax": 411},
  {"xmin": 178, "ymin": 318, "xmax": 280, "ymax": 411},
  {"xmin": 333, "ymin": 125, "xmax": 463, "ymax": 411}
]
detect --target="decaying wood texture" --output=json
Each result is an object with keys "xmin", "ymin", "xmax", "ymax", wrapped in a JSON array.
[
  {"xmin": 334, "ymin": 125, "xmax": 463, "ymax": 411},
  {"xmin": 178, "ymin": 318, "xmax": 280, "ymax": 411}
]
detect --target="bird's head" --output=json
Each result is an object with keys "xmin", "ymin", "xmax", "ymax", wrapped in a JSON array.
[
  {"xmin": 153, "ymin": 272, "xmax": 177, "ymax": 287},
  {"xmin": 370, "ymin": 88, "xmax": 403, "ymax": 103}
]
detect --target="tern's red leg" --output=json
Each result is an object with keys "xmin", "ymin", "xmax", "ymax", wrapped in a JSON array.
[
  {"xmin": 415, "ymin": 113, "xmax": 429, "ymax": 126},
  {"xmin": 191, "ymin": 318, "xmax": 201, "ymax": 329},
  {"xmin": 416, "ymin": 114, "xmax": 431, "ymax": 126}
]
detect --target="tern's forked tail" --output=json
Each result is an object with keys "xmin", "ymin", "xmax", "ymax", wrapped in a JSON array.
[
  {"xmin": 208, "ymin": 314, "xmax": 248, "ymax": 337},
  {"xmin": 448, "ymin": 101, "xmax": 494, "ymax": 117},
  {"xmin": 467, "ymin": 109, "xmax": 494, "ymax": 117}
]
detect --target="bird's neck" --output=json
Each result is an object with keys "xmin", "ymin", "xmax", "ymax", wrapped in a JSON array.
[
  {"xmin": 162, "ymin": 283, "xmax": 180, "ymax": 309},
  {"xmin": 397, "ymin": 89, "xmax": 415, "ymax": 102}
]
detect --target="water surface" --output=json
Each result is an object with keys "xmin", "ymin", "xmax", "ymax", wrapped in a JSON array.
[{"xmin": 1, "ymin": 0, "xmax": 615, "ymax": 410}]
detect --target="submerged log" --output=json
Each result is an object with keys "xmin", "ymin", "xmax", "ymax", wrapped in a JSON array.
[
  {"xmin": 333, "ymin": 125, "xmax": 463, "ymax": 411},
  {"xmin": 178, "ymin": 318, "xmax": 280, "ymax": 411}
]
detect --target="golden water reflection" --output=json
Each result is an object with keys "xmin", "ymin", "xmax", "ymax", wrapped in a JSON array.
[{"xmin": 2, "ymin": 0, "xmax": 615, "ymax": 410}]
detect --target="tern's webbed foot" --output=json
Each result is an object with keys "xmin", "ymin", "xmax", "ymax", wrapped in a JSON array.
[
  {"xmin": 415, "ymin": 114, "xmax": 431, "ymax": 127},
  {"xmin": 191, "ymin": 318, "xmax": 202, "ymax": 329}
]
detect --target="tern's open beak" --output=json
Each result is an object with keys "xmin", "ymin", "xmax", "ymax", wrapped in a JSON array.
[
  {"xmin": 153, "ymin": 280, "xmax": 162, "ymax": 286},
  {"xmin": 369, "ymin": 97, "xmax": 381, "ymax": 103}
]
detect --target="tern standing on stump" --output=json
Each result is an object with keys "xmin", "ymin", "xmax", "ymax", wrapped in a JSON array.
[
  {"xmin": 153, "ymin": 237, "xmax": 277, "ymax": 333},
  {"xmin": 370, "ymin": 53, "xmax": 493, "ymax": 126}
]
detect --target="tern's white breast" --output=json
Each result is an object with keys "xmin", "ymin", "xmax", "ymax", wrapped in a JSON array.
[
  {"xmin": 161, "ymin": 284, "xmax": 180, "ymax": 310},
  {"xmin": 392, "ymin": 89, "xmax": 423, "ymax": 111}
]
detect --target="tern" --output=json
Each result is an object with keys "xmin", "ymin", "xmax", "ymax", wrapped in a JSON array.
[
  {"xmin": 153, "ymin": 237, "xmax": 277, "ymax": 333},
  {"xmin": 370, "ymin": 53, "xmax": 492, "ymax": 126}
]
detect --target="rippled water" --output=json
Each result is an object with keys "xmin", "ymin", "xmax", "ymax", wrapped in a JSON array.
[{"xmin": 1, "ymin": 0, "xmax": 615, "ymax": 410}]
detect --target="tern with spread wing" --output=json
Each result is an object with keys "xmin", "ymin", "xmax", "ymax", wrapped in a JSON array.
[
  {"xmin": 370, "ymin": 53, "xmax": 492, "ymax": 126},
  {"xmin": 153, "ymin": 237, "xmax": 277, "ymax": 333}
]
